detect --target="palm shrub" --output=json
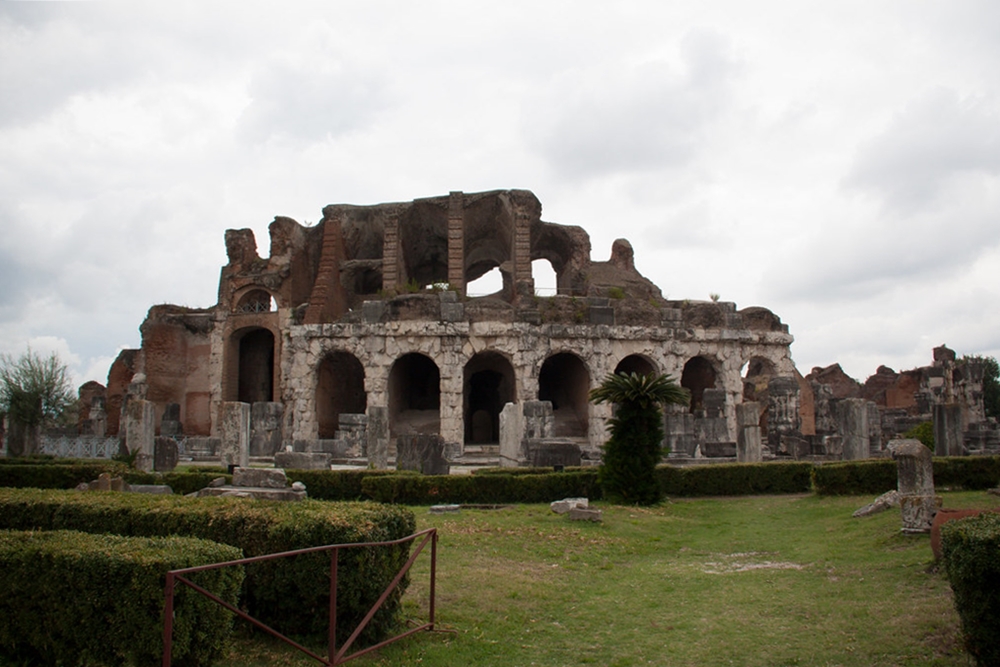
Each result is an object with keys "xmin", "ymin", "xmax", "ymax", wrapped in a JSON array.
[{"xmin": 590, "ymin": 372, "xmax": 690, "ymax": 505}]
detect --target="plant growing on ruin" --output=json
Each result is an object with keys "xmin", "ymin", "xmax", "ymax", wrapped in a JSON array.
[
  {"xmin": 607, "ymin": 287, "xmax": 625, "ymax": 300},
  {"xmin": 0, "ymin": 349, "xmax": 74, "ymax": 429},
  {"xmin": 590, "ymin": 372, "xmax": 690, "ymax": 505},
  {"xmin": 904, "ymin": 421, "xmax": 934, "ymax": 450}
]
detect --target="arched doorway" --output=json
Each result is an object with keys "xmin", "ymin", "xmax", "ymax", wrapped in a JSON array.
[
  {"xmin": 316, "ymin": 352, "xmax": 367, "ymax": 438},
  {"xmin": 388, "ymin": 353, "xmax": 441, "ymax": 436},
  {"xmin": 681, "ymin": 356, "xmax": 716, "ymax": 413},
  {"xmin": 463, "ymin": 352, "xmax": 516, "ymax": 444},
  {"xmin": 538, "ymin": 352, "xmax": 590, "ymax": 437},
  {"xmin": 237, "ymin": 328, "xmax": 275, "ymax": 404},
  {"xmin": 614, "ymin": 354, "xmax": 656, "ymax": 378}
]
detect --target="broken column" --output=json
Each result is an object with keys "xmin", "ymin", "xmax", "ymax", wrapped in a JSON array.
[
  {"xmin": 219, "ymin": 401, "xmax": 250, "ymax": 469},
  {"xmin": 933, "ymin": 403, "xmax": 964, "ymax": 457},
  {"xmin": 499, "ymin": 402, "xmax": 524, "ymax": 467},
  {"xmin": 736, "ymin": 402, "xmax": 762, "ymax": 463},
  {"xmin": 366, "ymin": 406, "xmax": 389, "ymax": 468},
  {"xmin": 836, "ymin": 398, "xmax": 872, "ymax": 460},
  {"xmin": 888, "ymin": 438, "xmax": 940, "ymax": 533},
  {"xmin": 124, "ymin": 399, "xmax": 156, "ymax": 472},
  {"xmin": 249, "ymin": 402, "xmax": 283, "ymax": 456}
]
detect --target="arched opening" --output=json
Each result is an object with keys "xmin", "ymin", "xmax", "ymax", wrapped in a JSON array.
[
  {"xmin": 531, "ymin": 259, "xmax": 558, "ymax": 296},
  {"xmin": 465, "ymin": 266, "xmax": 504, "ymax": 297},
  {"xmin": 681, "ymin": 356, "xmax": 716, "ymax": 413},
  {"xmin": 538, "ymin": 352, "xmax": 590, "ymax": 437},
  {"xmin": 235, "ymin": 289, "xmax": 275, "ymax": 314},
  {"xmin": 614, "ymin": 354, "xmax": 656, "ymax": 378},
  {"xmin": 237, "ymin": 328, "xmax": 274, "ymax": 403},
  {"xmin": 388, "ymin": 353, "xmax": 441, "ymax": 436},
  {"xmin": 463, "ymin": 352, "xmax": 516, "ymax": 445},
  {"xmin": 316, "ymin": 352, "xmax": 367, "ymax": 439}
]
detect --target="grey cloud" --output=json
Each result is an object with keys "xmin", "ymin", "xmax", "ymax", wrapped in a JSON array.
[
  {"xmin": 845, "ymin": 88, "xmax": 1000, "ymax": 212},
  {"xmin": 524, "ymin": 29, "xmax": 740, "ymax": 179}
]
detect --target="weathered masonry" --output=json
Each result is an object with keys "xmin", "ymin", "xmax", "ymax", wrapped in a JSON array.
[{"xmin": 102, "ymin": 189, "xmax": 801, "ymax": 465}]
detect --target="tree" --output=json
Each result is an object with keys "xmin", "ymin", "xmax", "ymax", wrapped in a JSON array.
[
  {"xmin": 0, "ymin": 349, "xmax": 74, "ymax": 429},
  {"xmin": 962, "ymin": 355, "xmax": 1000, "ymax": 422},
  {"xmin": 590, "ymin": 371, "xmax": 690, "ymax": 505}
]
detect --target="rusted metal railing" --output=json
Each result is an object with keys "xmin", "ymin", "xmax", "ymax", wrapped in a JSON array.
[{"xmin": 162, "ymin": 528, "xmax": 437, "ymax": 666}]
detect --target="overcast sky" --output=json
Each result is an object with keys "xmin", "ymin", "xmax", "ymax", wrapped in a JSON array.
[{"xmin": 2, "ymin": 0, "xmax": 999, "ymax": 390}]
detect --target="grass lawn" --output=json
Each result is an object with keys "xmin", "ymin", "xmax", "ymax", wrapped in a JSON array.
[{"xmin": 222, "ymin": 491, "xmax": 1000, "ymax": 667}]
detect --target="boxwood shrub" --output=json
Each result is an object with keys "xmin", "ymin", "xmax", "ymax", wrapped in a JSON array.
[
  {"xmin": 0, "ymin": 462, "xmax": 131, "ymax": 490},
  {"xmin": 362, "ymin": 470, "xmax": 602, "ymax": 504},
  {"xmin": 0, "ymin": 489, "xmax": 417, "ymax": 645},
  {"xmin": 284, "ymin": 468, "xmax": 418, "ymax": 501},
  {"xmin": 941, "ymin": 512, "xmax": 1000, "ymax": 667},
  {"xmin": 812, "ymin": 456, "xmax": 1000, "ymax": 495},
  {"xmin": 0, "ymin": 529, "xmax": 243, "ymax": 667}
]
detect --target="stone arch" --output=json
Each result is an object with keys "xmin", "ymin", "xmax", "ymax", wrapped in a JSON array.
[
  {"xmin": 463, "ymin": 351, "xmax": 516, "ymax": 445},
  {"xmin": 681, "ymin": 356, "xmax": 717, "ymax": 413},
  {"xmin": 233, "ymin": 327, "xmax": 275, "ymax": 404},
  {"xmin": 388, "ymin": 352, "xmax": 441, "ymax": 437},
  {"xmin": 614, "ymin": 354, "xmax": 657, "ymax": 378},
  {"xmin": 316, "ymin": 351, "xmax": 367, "ymax": 439},
  {"xmin": 234, "ymin": 288, "xmax": 278, "ymax": 313},
  {"xmin": 464, "ymin": 194, "xmax": 514, "ymax": 300},
  {"xmin": 399, "ymin": 202, "xmax": 449, "ymax": 288},
  {"xmin": 538, "ymin": 351, "xmax": 590, "ymax": 437}
]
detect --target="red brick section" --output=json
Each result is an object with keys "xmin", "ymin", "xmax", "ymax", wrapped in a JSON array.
[
  {"xmin": 304, "ymin": 217, "xmax": 348, "ymax": 324},
  {"xmin": 447, "ymin": 191, "xmax": 465, "ymax": 294}
]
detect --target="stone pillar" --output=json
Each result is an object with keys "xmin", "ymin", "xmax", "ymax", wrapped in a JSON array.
[
  {"xmin": 664, "ymin": 404, "xmax": 696, "ymax": 457},
  {"xmin": 397, "ymin": 434, "xmax": 450, "ymax": 475},
  {"xmin": 767, "ymin": 377, "xmax": 801, "ymax": 455},
  {"xmin": 522, "ymin": 400, "xmax": 554, "ymax": 441},
  {"xmin": 382, "ymin": 217, "xmax": 400, "ymax": 293},
  {"xmin": 933, "ymin": 403, "xmax": 964, "ymax": 457},
  {"xmin": 447, "ymin": 191, "xmax": 465, "ymax": 294},
  {"xmin": 889, "ymin": 438, "xmax": 940, "ymax": 533},
  {"xmin": 366, "ymin": 406, "xmax": 389, "ymax": 469},
  {"xmin": 250, "ymin": 402, "xmax": 284, "ymax": 456},
  {"xmin": 836, "ymin": 398, "xmax": 871, "ymax": 460},
  {"xmin": 219, "ymin": 401, "xmax": 250, "ymax": 469},
  {"xmin": 124, "ymin": 399, "xmax": 156, "ymax": 472},
  {"xmin": 154, "ymin": 436, "xmax": 179, "ymax": 472},
  {"xmin": 736, "ymin": 402, "xmax": 762, "ymax": 463},
  {"xmin": 512, "ymin": 203, "xmax": 535, "ymax": 299},
  {"xmin": 160, "ymin": 403, "xmax": 183, "ymax": 437},
  {"xmin": 499, "ymin": 402, "xmax": 524, "ymax": 467}
]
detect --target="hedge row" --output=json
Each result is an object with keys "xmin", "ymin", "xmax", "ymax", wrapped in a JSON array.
[
  {"xmin": 941, "ymin": 512, "xmax": 1000, "ymax": 666},
  {"xmin": 362, "ymin": 470, "xmax": 602, "ymax": 505},
  {"xmin": 657, "ymin": 461, "xmax": 813, "ymax": 497},
  {"xmin": 284, "ymin": 468, "xmax": 417, "ymax": 501},
  {"xmin": 0, "ymin": 529, "xmax": 242, "ymax": 667},
  {"xmin": 812, "ymin": 456, "xmax": 1000, "ymax": 495},
  {"xmin": 0, "ymin": 489, "xmax": 417, "ymax": 644}
]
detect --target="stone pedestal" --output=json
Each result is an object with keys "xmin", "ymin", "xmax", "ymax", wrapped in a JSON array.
[
  {"xmin": 153, "ymin": 436, "xmax": 179, "ymax": 472},
  {"xmin": 396, "ymin": 434, "xmax": 450, "ymax": 475},
  {"xmin": 836, "ymin": 398, "xmax": 872, "ymax": 460},
  {"xmin": 933, "ymin": 404, "xmax": 964, "ymax": 457},
  {"xmin": 528, "ymin": 439, "xmax": 582, "ymax": 467},
  {"xmin": 499, "ymin": 402, "xmax": 524, "ymax": 467},
  {"xmin": 124, "ymin": 399, "xmax": 156, "ymax": 472},
  {"xmin": 250, "ymin": 402, "xmax": 283, "ymax": 457},
  {"xmin": 888, "ymin": 438, "xmax": 940, "ymax": 534},
  {"xmin": 767, "ymin": 377, "xmax": 801, "ymax": 454},
  {"xmin": 219, "ymin": 402, "xmax": 250, "ymax": 469},
  {"xmin": 367, "ymin": 407, "xmax": 389, "ymax": 468},
  {"xmin": 736, "ymin": 402, "xmax": 762, "ymax": 463}
]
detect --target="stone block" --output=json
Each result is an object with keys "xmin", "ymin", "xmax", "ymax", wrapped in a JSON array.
[
  {"xmin": 362, "ymin": 300, "xmax": 385, "ymax": 323},
  {"xmin": 852, "ymin": 490, "xmax": 900, "ymax": 517},
  {"xmin": 441, "ymin": 302, "xmax": 465, "ymax": 322},
  {"xmin": 588, "ymin": 306, "xmax": 614, "ymax": 325},
  {"xmin": 899, "ymin": 494, "xmax": 941, "ymax": 534},
  {"xmin": 528, "ymin": 439, "xmax": 581, "ymax": 467},
  {"xmin": 219, "ymin": 402, "xmax": 250, "ymax": 469},
  {"xmin": 736, "ymin": 402, "xmax": 762, "ymax": 463},
  {"xmin": 836, "ymin": 398, "xmax": 871, "ymax": 460},
  {"xmin": 367, "ymin": 407, "xmax": 390, "ymax": 468},
  {"xmin": 232, "ymin": 467, "xmax": 288, "ymax": 489},
  {"xmin": 888, "ymin": 439, "xmax": 934, "ymax": 495},
  {"xmin": 128, "ymin": 484, "xmax": 174, "ymax": 495},
  {"xmin": 396, "ymin": 434, "xmax": 450, "ymax": 475},
  {"xmin": 274, "ymin": 451, "xmax": 332, "ymax": 470},
  {"xmin": 933, "ymin": 403, "xmax": 964, "ymax": 457},
  {"xmin": 124, "ymin": 399, "xmax": 156, "ymax": 472},
  {"xmin": 499, "ymin": 402, "xmax": 525, "ymax": 467},
  {"xmin": 550, "ymin": 498, "xmax": 588, "ymax": 514},
  {"xmin": 250, "ymin": 402, "xmax": 283, "ymax": 457},
  {"xmin": 568, "ymin": 508, "xmax": 602, "ymax": 522},
  {"xmin": 701, "ymin": 442, "xmax": 736, "ymax": 458},
  {"xmin": 154, "ymin": 436, "xmax": 179, "ymax": 472}
]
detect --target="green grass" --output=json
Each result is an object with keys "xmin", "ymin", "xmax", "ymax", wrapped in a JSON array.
[{"xmin": 220, "ymin": 491, "xmax": 1000, "ymax": 667}]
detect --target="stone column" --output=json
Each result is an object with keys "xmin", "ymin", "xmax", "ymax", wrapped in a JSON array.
[
  {"xmin": 933, "ymin": 404, "xmax": 964, "ymax": 457},
  {"xmin": 219, "ymin": 401, "xmax": 250, "ymax": 469},
  {"xmin": 736, "ymin": 402, "xmax": 762, "ymax": 463},
  {"xmin": 366, "ymin": 406, "xmax": 389, "ymax": 469},
  {"xmin": 499, "ymin": 402, "xmax": 524, "ymax": 467},
  {"xmin": 767, "ymin": 377, "xmax": 801, "ymax": 455},
  {"xmin": 124, "ymin": 399, "xmax": 156, "ymax": 472},
  {"xmin": 447, "ymin": 191, "xmax": 465, "ymax": 294},
  {"xmin": 888, "ymin": 438, "xmax": 940, "ymax": 533},
  {"xmin": 250, "ymin": 402, "xmax": 284, "ymax": 456},
  {"xmin": 837, "ymin": 398, "xmax": 871, "ymax": 460}
]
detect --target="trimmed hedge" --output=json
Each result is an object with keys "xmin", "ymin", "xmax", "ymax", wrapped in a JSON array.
[
  {"xmin": 0, "ymin": 489, "xmax": 417, "ymax": 645},
  {"xmin": 0, "ymin": 529, "xmax": 243, "ymax": 667},
  {"xmin": 362, "ymin": 470, "xmax": 602, "ymax": 505},
  {"xmin": 812, "ymin": 456, "xmax": 1000, "ymax": 495},
  {"xmin": 658, "ymin": 461, "xmax": 814, "ymax": 497},
  {"xmin": 472, "ymin": 466, "xmax": 590, "ymax": 476},
  {"xmin": 284, "ymin": 468, "xmax": 418, "ymax": 501},
  {"xmin": 0, "ymin": 462, "xmax": 131, "ymax": 490},
  {"xmin": 941, "ymin": 512, "xmax": 1000, "ymax": 666}
]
